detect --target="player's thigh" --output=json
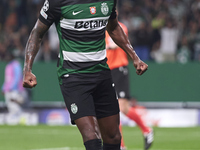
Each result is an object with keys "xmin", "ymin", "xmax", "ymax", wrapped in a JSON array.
[
  {"xmin": 97, "ymin": 114, "xmax": 121, "ymax": 144},
  {"xmin": 75, "ymin": 116, "xmax": 102, "ymax": 142},
  {"xmin": 92, "ymin": 78, "xmax": 121, "ymax": 143},
  {"xmin": 118, "ymin": 98, "xmax": 130, "ymax": 114}
]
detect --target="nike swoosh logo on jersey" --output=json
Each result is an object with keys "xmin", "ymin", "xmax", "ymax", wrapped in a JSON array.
[{"xmin": 72, "ymin": 10, "xmax": 83, "ymax": 15}]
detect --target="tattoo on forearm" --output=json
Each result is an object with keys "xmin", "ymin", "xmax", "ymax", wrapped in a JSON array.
[{"xmin": 24, "ymin": 20, "xmax": 49, "ymax": 73}]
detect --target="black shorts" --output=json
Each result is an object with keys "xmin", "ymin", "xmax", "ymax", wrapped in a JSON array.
[
  {"xmin": 111, "ymin": 66, "xmax": 130, "ymax": 99},
  {"xmin": 60, "ymin": 70, "xmax": 119, "ymax": 124}
]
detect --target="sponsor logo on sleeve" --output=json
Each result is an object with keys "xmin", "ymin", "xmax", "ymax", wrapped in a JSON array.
[{"xmin": 40, "ymin": 0, "xmax": 49, "ymax": 19}]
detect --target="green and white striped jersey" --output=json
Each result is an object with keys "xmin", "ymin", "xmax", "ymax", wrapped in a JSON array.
[{"xmin": 39, "ymin": 0, "xmax": 117, "ymax": 84}]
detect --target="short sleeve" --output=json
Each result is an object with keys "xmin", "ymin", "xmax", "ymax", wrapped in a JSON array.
[
  {"xmin": 39, "ymin": 0, "xmax": 61, "ymax": 26},
  {"xmin": 109, "ymin": 0, "xmax": 117, "ymax": 19}
]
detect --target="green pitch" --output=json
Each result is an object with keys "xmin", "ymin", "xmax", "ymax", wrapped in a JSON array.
[{"xmin": 0, "ymin": 125, "xmax": 200, "ymax": 150}]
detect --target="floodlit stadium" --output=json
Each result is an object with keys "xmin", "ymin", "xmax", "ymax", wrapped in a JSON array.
[{"xmin": 0, "ymin": 0, "xmax": 200, "ymax": 150}]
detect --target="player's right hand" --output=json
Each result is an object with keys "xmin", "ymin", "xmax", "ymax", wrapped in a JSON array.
[{"xmin": 23, "ymin": 71, "xmax": 37, "ymax": 88}]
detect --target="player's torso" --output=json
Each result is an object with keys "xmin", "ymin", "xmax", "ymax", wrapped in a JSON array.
[{"xmin": 46, "ymin": 0, "xmax": 116, "ymax": 81}]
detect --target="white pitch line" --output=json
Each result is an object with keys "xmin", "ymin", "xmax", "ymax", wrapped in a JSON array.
[
  {"xmin": 31, "ymin": 147, "xmax": 83, "ymax": 150},
  {"xmin": 31, "ymin": 147, "xmax": 199, "ymax": 150}
]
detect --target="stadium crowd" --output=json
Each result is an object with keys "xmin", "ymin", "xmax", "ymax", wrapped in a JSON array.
[{"xmin": 0, "ymin": 0, "xmax": 200, "ymax": 63}]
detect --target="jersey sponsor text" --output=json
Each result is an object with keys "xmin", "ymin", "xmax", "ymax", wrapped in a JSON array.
[{"xmin": 74, "ymin": 19, "xmax": 108, "ymax": 29}]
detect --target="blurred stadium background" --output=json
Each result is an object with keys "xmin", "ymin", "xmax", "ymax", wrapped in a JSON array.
[{"xmin": 0, "ymin": 0, "xmax": 200, "ymax": 150}]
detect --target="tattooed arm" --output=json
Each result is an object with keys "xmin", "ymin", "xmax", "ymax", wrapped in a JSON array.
[{"xmin": 23, "ymin": 20, "xmax": 49, "ymax": 88}]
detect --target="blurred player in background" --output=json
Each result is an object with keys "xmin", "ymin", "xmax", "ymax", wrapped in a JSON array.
[
  {"xmin": 106, "ymin": 22, "xmax": 154, "ymax": 150},
  {"xmin": 1, "ymin": 52, "xmax": 27, "ymax": 125}
]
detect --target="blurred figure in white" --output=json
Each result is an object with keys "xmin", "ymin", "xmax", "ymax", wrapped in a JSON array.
[
  {"xmin": 159, "ymin": 18, "xmax": 179, "ymax": 62},
  {"xmin": 1, "ymin": 52, "xmax": 27, "ymax": 125}
]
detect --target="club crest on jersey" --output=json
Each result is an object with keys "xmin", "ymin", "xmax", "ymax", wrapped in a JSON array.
[
  {"xmin": 90, "ymin": 7, "xmax": 96, "ymax": 15},
  {"xmin": 101, "ymin": 3, "xmax": 109, "ymax": 15},
  {"xmin": 71, "ymin": 103, "xmax": 78, "ymax": 114}
]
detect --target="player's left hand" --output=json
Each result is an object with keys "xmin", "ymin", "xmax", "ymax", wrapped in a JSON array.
[{"xmin": 133, "ymin": 59, "xmax": 148, "ymax": 75}]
